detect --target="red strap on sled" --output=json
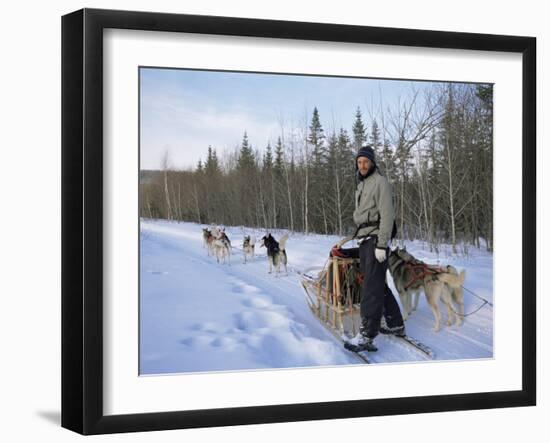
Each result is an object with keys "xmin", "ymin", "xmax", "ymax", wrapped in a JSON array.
[{"xmin": 330, "ymin": 247, "xmax": 350, "ymax": 259}]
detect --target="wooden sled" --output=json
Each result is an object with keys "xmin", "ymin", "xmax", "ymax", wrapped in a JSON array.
[
  {"xmin": 300, "ymin": 236, "xmax": 363, "ymax": 340},
  {"xmin": 300, "ymin": 236, "xmax": 435, "ymax": 361}
]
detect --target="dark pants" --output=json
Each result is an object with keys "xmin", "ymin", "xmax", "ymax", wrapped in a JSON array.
[{"xmin": 359, "ymin": 237, "xmax": 404, "ymax": 338}]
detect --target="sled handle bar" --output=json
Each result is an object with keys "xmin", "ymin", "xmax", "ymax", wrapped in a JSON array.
[{"xmin": 335, "ymin": 236, "xmax": 355, "ymax": 248}]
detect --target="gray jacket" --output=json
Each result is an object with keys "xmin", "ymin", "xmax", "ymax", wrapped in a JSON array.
[{"xmin": 353, "ymin": 169, "xmax": 395, "ymax": 248}]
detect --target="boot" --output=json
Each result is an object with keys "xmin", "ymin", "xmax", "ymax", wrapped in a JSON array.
[
  {"xmin": 379, "ymin": 324, "xmax": 406, "ymax": 337},
  {"xmin": 355, "ymin": 334, "xmax": 378, "ymax": 352},
  {"xmin": 345, "ymin": 320, "xmax": 378, "ymax": 352},
  {"xmin": 344, "ymin": 335, "xmax": 378, "ymax": 353}
]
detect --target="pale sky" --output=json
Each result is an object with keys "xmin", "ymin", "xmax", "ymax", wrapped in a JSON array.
[{"xmin": 139, "ymin": 67, "xmax": 437, "ymax": 170}]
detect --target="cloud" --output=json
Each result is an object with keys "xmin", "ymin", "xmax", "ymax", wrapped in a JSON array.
[{"xmin": 140, "ymin": 92, "xmax": 281, "ymax": 170}]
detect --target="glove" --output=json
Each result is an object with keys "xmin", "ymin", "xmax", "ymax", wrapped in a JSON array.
[{"xmin": 375, "ymin": 247, "xmax": 387, "ymax": 263}]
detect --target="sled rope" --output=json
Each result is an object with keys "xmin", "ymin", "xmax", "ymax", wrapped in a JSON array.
[
  {"xmin": 448, "ymin": 299, "xmax": 490, "ymax": 318},
  {"xmin": 446, "ymin": 286, "xmax": 493, "ymax": 318},
  {"xmin": 462, "ymin": 285, "xmax": 493, "ymax": 307},
  {"xmin": 288, "ymin": 257, "xmax": 330, "ymax": 281}
]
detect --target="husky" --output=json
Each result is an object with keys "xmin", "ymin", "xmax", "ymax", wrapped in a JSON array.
[
  {"xmin": 210, "ymin": 226, "xmax": 231, "ymax": 264},
  {"xmin": 393, "ymin": 248, "xmax": 464, "ymax": 322},
  {"xmin": 260, "ymin": 233, "xmax": 288, "ymax": 275},
  {"xmin": 388, "ymin": 247, "xmax": 465, "ymax": 332},
  {"xmin": 209, "ymin": 225, "xmax": 223, "ymax": 241},
  {"xmin": 202, "ymin": 228, "xmax": 215, "ymax": 256},
  {"xmin": 212, "ymin": 237, "xmax": 231, "ymax": 264},
  {"xmin": 242, "ymin": 235, "xmax": 256, "ymax": 263},
  {"xmin": 220, "ymin": 228, "xmax": 231, "ymax": 249},
  {"xmin": 202, "ymin": 228, "xmax": 212, "ymax": 249}
]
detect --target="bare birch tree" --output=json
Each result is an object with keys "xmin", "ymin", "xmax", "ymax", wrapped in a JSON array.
[{"xmin": 162, "ymin": 150, "xmax": 173, "ymax": 220}]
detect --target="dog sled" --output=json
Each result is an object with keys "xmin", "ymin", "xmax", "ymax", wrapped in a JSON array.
[{"xmin": 300, "ymin": 236, "xmax": 433, "ymax": 363}]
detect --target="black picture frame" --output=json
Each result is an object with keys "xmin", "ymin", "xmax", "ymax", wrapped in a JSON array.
[{"xmin": 61, "ymin": 8, "xmax": 536, "ymax": 435}]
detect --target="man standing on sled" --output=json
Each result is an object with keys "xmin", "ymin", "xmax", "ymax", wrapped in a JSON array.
[{"xmin": 345, "ymin": 145, "xmax": 405, "ymax": 353}]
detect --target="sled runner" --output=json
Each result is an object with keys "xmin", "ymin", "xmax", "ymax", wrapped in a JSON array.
[{"xmin": 300, "ymin": 236, "xmax": 433, "ymax": 362}]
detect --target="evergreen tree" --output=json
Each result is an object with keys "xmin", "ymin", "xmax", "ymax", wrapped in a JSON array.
[
  {"xmin": 212, "ymin": 149, "xmax": 220, "ymax": 172},
  {"xmin": 379, "ymin": 138, "xmax": 394, "ymax": 180},
  {"xmin": 237, "ymin": 131, "xmax": 256, "ymax": 172},
  {"xmin": 475, "ymin": 84, "xmax": 493, "ymax": 106},
  {"xmin": 337, "ymin": 128, "xmax": 354, "ymax": 179},
  {"xmin": 205, "ymin": 146, "xmax": 213, "ymax": 169},
  {"xmin": 336, "ymin": 128, "xmax": 355, "ymax": 233},
  {"xmin": 274, "ymin": 137, "xmax": 284, "ymax": 178},
  {"xmin": 261, "ymin": 143, "xmax": 276, "ymax": 228},
  {"xmin": 352, "ymin": 106, "xmax": 367, "ymax": 151},
  {"xmin": 369, "ymin": 119, "xmax": 382, "ymax": 156},
  {"xmin": 475, "ymin": 84, "xmax": 493, "ymax": 250},
  {"xmin": 263, "ymin": 143, "xmax": 273, "ymax": 171},
  {"xmin": 307, "ymin": 107, "xmax": 328, "ymax": 233},
  {"xmin": 203, "ymin": 146, "xmax": 222, "ymax": 223},
  {"xmin": 272, "ymin": 136, "xmax": 287, "ymax": 228},
  {"xmin": 205, "ymin": 145, "xmax": 221, "ymax": 176},
  {"xmin": 234, "ymin": 131, "xmax": 258, "ymax": 226},
  {"xmin": 308, "ymin": 107, "xmax": 326, "ymax": 163}
]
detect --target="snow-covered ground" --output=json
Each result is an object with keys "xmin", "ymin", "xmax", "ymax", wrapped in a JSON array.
[{"xmin": 140, "ymin": 220, "xmax": 493, "ymax": 375}]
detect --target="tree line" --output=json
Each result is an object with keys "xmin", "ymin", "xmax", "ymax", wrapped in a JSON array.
[{"xmin": 140, "ymin": 83, "xmax": 493, "ymax": 253}]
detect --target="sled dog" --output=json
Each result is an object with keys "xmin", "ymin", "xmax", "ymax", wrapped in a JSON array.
[
  {"xmin": 212, "ymin": 238, "xmax": 231, "ymax": 264},
  {"xmin": 242, "ymin": 235, "xmax": 256, "ymax": 263},
  {"xmin": 388, "ymin": 248, "xmax": 465, "ymax": 332},
  {"xmin": 220, "ymin": 228, "xmax": 231, "ymax": 249},
  {"xmin": 209, "ymin": 226, "xmax": 231, "ymax": 264},
  {"xmin": 202, "ymin": 228, "xmax": 216, "ymax": 256},
  {"xmin": 260, "ymin": 233, "xmax": 288, "ymax": 274},
  {"xmin": 202, "ymin": 228, "xmax": 212, "ymax": 249}
]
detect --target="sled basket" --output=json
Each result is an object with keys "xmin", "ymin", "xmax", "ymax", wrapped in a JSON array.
[{"xmin": 300, "ymin": 236, "xmax": 364, "ymax": 339}]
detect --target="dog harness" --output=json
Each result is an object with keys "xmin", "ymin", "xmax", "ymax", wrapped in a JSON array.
[
  {"xmin": 403, "ymin": 261, "xmax": 447, "ymax": 290},
  {"xmin": 388, "ymin": 254, "xmax": 447, "ymax": 290}
]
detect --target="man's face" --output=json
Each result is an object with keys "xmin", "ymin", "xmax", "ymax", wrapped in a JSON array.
[{"xmin": 357, "ymin": 157, "xmax": 373, "ymax": 176}]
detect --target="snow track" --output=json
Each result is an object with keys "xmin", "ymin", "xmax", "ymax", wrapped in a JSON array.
[{"xmin": 140, "ymin": 220, "xmax": 494, "ymax": 375}]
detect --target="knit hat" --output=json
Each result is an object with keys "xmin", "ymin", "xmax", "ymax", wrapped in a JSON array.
[{"xmin": 355, "ymin": 145, "xmax": 376, "ymax": 164}]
